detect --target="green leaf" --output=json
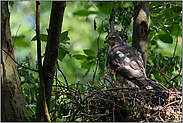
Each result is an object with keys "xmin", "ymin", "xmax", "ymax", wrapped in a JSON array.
[
  {"xmin": 87, "ymin": 56, "xmax": 96, "ymax": 60},
  {"xmin": 73, "ymin": 55, "xmax": 87, "ymax": 60},
  {"xmin": 56, "ymin": 118, "xmax": 63, "ymax": 122},
  {"xmin": 147, "ymin": 60, "xmax": 154, "ymax": 66},
  {"xmin": 83, "ymin": 49, "xmax": 96, "ymax": 56},
  {"xmin": 60, "ymin": 29, "xmax": 70, "ymax": 42},
  {"xmin": 12, "ymin": 36, "xmax": 30, "ymax": 47},
  {"xmin": 81, "ymin": 61, "xmax": 93, "ymax": 69},
  {"xmin": 21, "ymin": 83, "xmax": 30, "ymax": 89},
  {"xmin": 172, "ymin": 6, "xmax": 182, "ymax": 13},
  {"xmin": 61, "ymin": 37, "xmax": 70, "ymax": 44},
  {"xmin": 31, "ymin": 34, "xmax": 48, "ymax": 42},
  {"xmin": 58, "ymin": 45, "xmax": 69, "ymax": 61},
  {"xmin": 27, "ymin": 111, "xmax": 33, "ymax": 117},
  {"xmin": 163, "ymin": 8, "xmax": 171, "ymax": 19},
  {"xmin": 73, "ymin": 10, "xmax": 98, "ymax": 16},
  {"xmin": 158, "ymin": 34, "xmax": 173, "ymax": 44}
]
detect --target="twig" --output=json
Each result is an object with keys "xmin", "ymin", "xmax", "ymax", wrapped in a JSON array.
[
  {"xmin": 81, "ymin": 112, "xmax": 111, "ymax": 122},
  {"xmin": 150, "ymin": 2, "xmax": 172, "ymax": 11},
  {"xmin": 147, "ymin": 64, "xmax": 170, "ymax": 79},
  {"xmin": 164, "ymin": 76, "xmax": 177, "ymax": 90},
  {"xmin": 56, "ymin": 61, "xmax": 71, "ymax": 93},
  {"xmin": 35, "ymin": 1, "xmax": 51, "ymax": 122},
  {"xmin": 54, "ymin": 77, "xmax": 86, "ymax": 95},
  {"xmin": 70, "ymin": 86, "xmax": 141, "ymax": 121},
  {"xmin": 13, "ymin": 24, "xmax": 21, "ymax": 44},
  {"xmin": 2, "ymin": 48, "xmax": 39, "ymax": 72},
  {"xmin": 92, "ymin": 17, "xmax": 109, "ymax": 85}
]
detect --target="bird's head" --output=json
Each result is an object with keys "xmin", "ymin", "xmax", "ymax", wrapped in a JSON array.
[{"xmin": 104, "ymin": 33, "xmax": 123, "ymax": 47}]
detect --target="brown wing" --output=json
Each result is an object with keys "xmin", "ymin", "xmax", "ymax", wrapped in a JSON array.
[{"xmin": 108, "ymin": 44, "xmax": 146, "ymax": 80}]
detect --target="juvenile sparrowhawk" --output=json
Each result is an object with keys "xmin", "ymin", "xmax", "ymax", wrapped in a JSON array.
[{"xmin": 104, "ymin": 33, "xmax": 164, "ymax": 90}]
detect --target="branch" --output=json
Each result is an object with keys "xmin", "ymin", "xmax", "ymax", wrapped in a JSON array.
[
  {"xmin": 42, "ymin": 1, "xmax": 66, "ymax": 111},
  {"xmin": 150, "ymin": 2, "xmax": 172, "ymax": 11},
  {"xmin": 35, "ymin": 1, "xmax": 50, "ymax": 122},
  {"xmin": 147, "ymin": 64, "xmax": 170, "ymax": 79},
  {"xmin": 13, "ymin": 24, "xmax": 21, "ymax": 44},
  {"xmin": 2, "ymin": 48, "xmax": 39, "ymax": 72},
  {"xmin": 56, "ymin": 60, "xmax": 71, "ymax": 93},
  {"xmin": 92, "ymin": 17, "xmax": 108, "ymax": 85},
  {"xmin": 70, "ymin": 87, "xmax": 140, "ymax": 121}
]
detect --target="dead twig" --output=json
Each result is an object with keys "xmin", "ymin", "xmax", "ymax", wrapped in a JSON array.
[{"xmin": 2, "ymin": 48, "xmax": 39, "ymax": 72}]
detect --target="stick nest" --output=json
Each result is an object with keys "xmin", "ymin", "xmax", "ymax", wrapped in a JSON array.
[{"xmin": 53, "ymin": 79, "xmax": 182, "ymax": 122}]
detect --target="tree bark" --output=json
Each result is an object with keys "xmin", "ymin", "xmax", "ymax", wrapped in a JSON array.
[
  {"xmin": 35, "ymin": 1, "xmax": 50, "ymax": 122},
  {"xmin": 43, "ymin": 1, "xmax": 66, "ymax": 110},
  {"xmin": 132, "ymin": 1, "xmax": 149, "ymax": 68},
  {"xmin": 1, "ymin": 1, "xmax": 29, "ymax": 121}
]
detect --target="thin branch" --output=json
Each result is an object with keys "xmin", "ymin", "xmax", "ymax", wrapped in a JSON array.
[
  {"xmin": 150, "ymin": 2, "xmax": 172, "ymax": 11},
  {"xmin": 92, "ymin": 17, "xmax": 109, "ymax": 85},
  {"xmin": 147, "ymin": 64, "xmax": 170, "ymax": 79},
  {"xmin": 57, "ymin": 60, "xmax": 71, "ymax": 93},
  {"xmin": 2, "ymin": 48, "xmax": 39, "ymax": 72},
  {"xmin": 35, "ymin": 1, "xmax": 51, "ymax": 122},
  {"xmin": 70, "ymin": 87, "xmax": 140, "ymax": 121},
  {"xmin": 13, "ymin": 24, "xmax": 21, "ymax": 44},
  {"xmin": 164, "ymin": 76, "xmax": 177, "ymax": 90}
]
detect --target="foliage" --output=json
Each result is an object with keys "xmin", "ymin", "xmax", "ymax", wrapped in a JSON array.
[
  {"xmin": 18, "ymin": 63, "xmax": 39, "ymax": 121},
  {"xmin": 147, "ymin": 1, "xmax": 182, "ymax": 90},
  {"xmin": 9, "ymin": 1, "xmax": 182, "ymax": 122}
]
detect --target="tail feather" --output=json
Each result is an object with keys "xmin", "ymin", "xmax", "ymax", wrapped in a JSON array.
[
  {"xmin": 135, "ymin": 77, "xmax": 165, "ymax": 91},
  {"xmin": 145, "ymin": 78, "xmax": 165, "ymax": 91}
]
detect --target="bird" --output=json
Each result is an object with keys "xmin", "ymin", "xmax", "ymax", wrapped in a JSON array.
[{"xmin": 104, "ymin": 33, "xmax": 165, "ymax": 91}]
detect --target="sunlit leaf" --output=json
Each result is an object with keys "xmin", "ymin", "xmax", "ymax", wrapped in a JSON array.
[
  {"xmin": 27, "ymin": 111, "xmax": 33, "ymax": 117},
  {"xmin": 21, "ymin": 83, "xmax": 30, "ymax": 89},
  {"xmin": 12, "ymin": 36, "xmax": 30, "ymax": 47},
  {"xmin": 158, "ymin": 34, "xmax": 173, "ymax": 44}
]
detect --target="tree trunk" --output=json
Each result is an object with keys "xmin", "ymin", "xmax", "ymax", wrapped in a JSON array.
[
  {"xmin": 36, "ymin": 1, "xmax": 66, "ymax": 121},
  {"xmin": 43, "ymin": 0, "xmax": 66, "ymax": 110},
  {"xmin": 132, "ymin": 1, "xmax": 149, "ymax": 68},
  {"xmin": 1, "ymin": 1, "xmax": 29, "ymax": 121}
]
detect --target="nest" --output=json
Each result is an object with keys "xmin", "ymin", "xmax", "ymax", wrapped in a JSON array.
[{"xmin": 52, "ymin": 78, "xmax": 182, "ymax": 122}]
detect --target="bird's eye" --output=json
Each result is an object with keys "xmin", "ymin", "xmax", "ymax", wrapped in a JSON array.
[{"xmin": 109, "ymin": 37, "xmax": 115, "ymax": 40}]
